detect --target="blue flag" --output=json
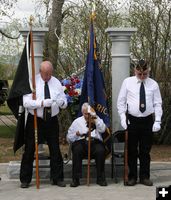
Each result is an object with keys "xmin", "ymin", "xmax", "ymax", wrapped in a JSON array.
[
  {"xmin": 79, "ymin": 18, "xmax": 111, "ymax": 155},
  {"xmin": 79, "ymin": 18, "xmax": 110, "ymax": 128}
]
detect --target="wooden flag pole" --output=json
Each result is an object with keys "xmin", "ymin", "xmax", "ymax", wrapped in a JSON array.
[
  {"xmin": 124, "ymin": 105, "xmax": 129, "ymax": 185},
  {"xmin": 87, "ymin": 113, "xmax": 91, "ymax": 186},
  {"xmin": 86, "ymin": 10, "xmax": 95, "ymax": 186},
  {"xmin": 124, "ymin": 129, "xmax": 128, "ymax": 185},
  {"xmin": 29, "ymin": 16, "xmax": 40, "ymax": 189}
]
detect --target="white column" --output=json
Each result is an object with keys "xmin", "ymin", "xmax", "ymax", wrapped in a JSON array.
[
  {"xmin": 20, "ymin": 28, "xmax": 48, "ymax": 74},
  {"xmin": 106, "ymin": 28, "xmax": 137, "ymax": 132}
]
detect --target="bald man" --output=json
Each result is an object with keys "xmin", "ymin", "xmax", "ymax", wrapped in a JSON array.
[{"xmin": 20, "ymin": 61, "xmax": 67, "ymax": 188}]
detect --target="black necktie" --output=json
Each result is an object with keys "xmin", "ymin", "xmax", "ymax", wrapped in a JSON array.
[
  {"xmin": 43, "ymin": 82, "xmax": 51, "ymax": 121},
  {"xmin": 139, "ymin": 82, "xmax": 146, "ymax": 113}
]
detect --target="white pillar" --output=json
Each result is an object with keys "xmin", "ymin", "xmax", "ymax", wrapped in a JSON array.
[
  {"xmin": 20, "ymin": 28, "xmax": 48, "ymax": 74},
  {"xmin": 106, "ymin": 28, "xmax": 137, "ymax": 132}
]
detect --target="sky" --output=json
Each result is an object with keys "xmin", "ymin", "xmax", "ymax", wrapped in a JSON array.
[
  {"xmin": 14, "ymin": 0, "xmax": 36, "ymax": 19},
  {"xmin": 0, "ymin": 0, "xmax": 37, "ymax": 27},
  {"xmin": 0, "ymin": 0, "xmax": 128, "ymax": 27},
  {"xmin": 0, "ymin": 0, "xmax": 38, "ymax": 56}
]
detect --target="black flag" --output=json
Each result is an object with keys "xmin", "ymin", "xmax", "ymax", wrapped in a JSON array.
[{"xmin": 7, "ymin": 32, "xmax": 32, "ymax": 153}]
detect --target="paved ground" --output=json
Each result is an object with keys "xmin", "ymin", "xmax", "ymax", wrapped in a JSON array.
[
  {"xmin": 0, "ymin": 115, "xmax": 171, "ymax": 199},
  {"xmin": 0, "ymin": 162, "xmax": 171, "ymax": 200}
]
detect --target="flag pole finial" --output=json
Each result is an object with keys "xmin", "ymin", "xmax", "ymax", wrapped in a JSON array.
[
  {"xmin": 91, "ymin": 2, "xmax": 96, "ymax": 20},
  {"xmin": 29, "ymin": 15, "xmax": 34, "ymax": 27}
]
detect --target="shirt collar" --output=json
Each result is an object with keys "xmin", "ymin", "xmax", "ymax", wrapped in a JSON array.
[
  {"xmin": 135, "ymin": 76, "xmax": 147, "ymax": 84},
  {"xmin": 39, "ymin": 75, "xmax": 52, "ymax": 85}
]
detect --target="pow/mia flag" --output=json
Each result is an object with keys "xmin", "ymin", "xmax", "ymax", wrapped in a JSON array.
[{"xmin": 7, "ymin": 32, "xmax": 32, "ymax": 153}]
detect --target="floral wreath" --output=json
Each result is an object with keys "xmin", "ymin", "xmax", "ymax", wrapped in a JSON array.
[{"xmin": 61, "ymin": 74, "xmax": 83, "ymax": 104}]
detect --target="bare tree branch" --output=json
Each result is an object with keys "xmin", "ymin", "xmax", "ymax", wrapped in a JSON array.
[{"xmin": 0, "ymin": 29, "xmax": 20, "ymax": 39}]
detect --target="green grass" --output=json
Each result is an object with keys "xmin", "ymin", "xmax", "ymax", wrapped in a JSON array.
[
  {"xmin": 0, "ymin": 125, "xmax": 16, "ymax": 138},
  {"xmin": 8, "ymin": 80, "xmax": 13, "ymax": 87},
  {"xmin": 0, "ymin": 103, "xmax": 12, "ymax": 115}
]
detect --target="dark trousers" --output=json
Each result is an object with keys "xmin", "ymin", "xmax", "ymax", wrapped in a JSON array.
[
  {"xmin": 128, "ymin": 114, "xmax": 153, "ymax": 180},
  {"xmin": 71, "ymin": 139, "xmax": 106, "ymax": 181},
  {"xmin": 20, "ymin": 114, "xmax": 64, "ymax": 183}
]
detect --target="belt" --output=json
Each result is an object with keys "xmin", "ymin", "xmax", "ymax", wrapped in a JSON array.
[
  {"xmin": 85, "ymin": 137, "xmax": 97, "ymax": 141},
  {"xmin": 128, "ymin": 114, "xmax": 153, "ymax": 120},
  {"xmin": 28, "ymin": 113, "xmax": 57, "ymax": 119}
]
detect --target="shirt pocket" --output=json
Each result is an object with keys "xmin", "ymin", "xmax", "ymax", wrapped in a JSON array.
[
  {"xmin": 36, "ymin": 89, "xmax": 44, "ymax": 100},
  {"xmin": 145, "ymin": 88, "xmax": 153, "ymax": 100},
  {"xmin": 50, "ymin": 89, "xmax": 61, "ymax": 100}
]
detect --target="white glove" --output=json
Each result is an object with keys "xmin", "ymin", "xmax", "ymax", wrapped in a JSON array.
[
  {"xmin": 57, "ymin": 99, "xmax": 64, "ymax": 107},
  {"xmin": 88, "ymin": 105, "xmax": 97, "ymax": 118},
  {"xmin": 152, "ymin": 122, "xmax": 161, "ymax": 132},
  {"xmin": 120, "ymin": 113, "xmax": 127, "ymax": 130},
  {"xmin": 43, "ymin": 99, "xmax": 53, "ymax": 107}
]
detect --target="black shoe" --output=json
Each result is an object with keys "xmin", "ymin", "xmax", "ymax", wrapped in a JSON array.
[
  {"xmin": 20, "ymin": 182, "xmax": 29, "ymax": 188},
  {"xmin": 51, "ymin": 180, "xmax": 66, "ymax": 187},
  {"xmin": 140, "ymin": 179, "xmax": 153, "ymax": 186},
  {"xmin": 96, "ymin": 180, "xmax": 108, "ymax": 186},
  {"xmin": 127, "ymin": 179, "xmax": 137, "ymax": 186},
  {"xmin": 70, "ymin": 179, "xmax": 80, "ymax": 187}
]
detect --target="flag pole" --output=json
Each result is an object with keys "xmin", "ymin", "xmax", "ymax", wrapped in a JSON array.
[
  {"xmin": 29, "ymin": 16, "xmax": 40, "ymax": 189},
  {"xmin": 124, "ymin": 129, "xmax": 128, "ymax": 185},
  {"xmin": 87, "ymin": 112, "xmax": 91, "ymax": 186},
  {"xmin": 124, "ymin": 105, "xmax": 129, "ymax": 185},
  {"xmin": 87, "ymin": 6, "xmax": 96, "ymax": 186}
]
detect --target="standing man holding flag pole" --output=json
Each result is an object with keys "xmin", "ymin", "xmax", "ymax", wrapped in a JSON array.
[
  {"xmin": 7, "ymin": 16, "xmax": 40, "ymax": 189},
  {"xmin": 7, "ymin": 16, "xmax": 67, "ymax": 189},
  {"xmin": 7, "ymin": 16, "xmax": 40, "ymax": 188}
]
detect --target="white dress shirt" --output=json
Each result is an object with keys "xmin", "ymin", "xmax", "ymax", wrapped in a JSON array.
[
  {"xmin": 117, "ymin": 76, "xmax": 162, "ymax": 121},
  {"xmin": 67, "ymin": 116, "xmax": 106, "ymax": 143},
  {"xmin": 23, "ymin": 74, "xmax": 67, "ymax": 118}
]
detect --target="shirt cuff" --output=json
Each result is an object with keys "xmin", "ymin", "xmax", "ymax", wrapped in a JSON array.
[
  {"xmin": 35, "ymin": 100, "xmax": 42, "ymax": 108},
  {"xmin": 155, "ymin": 116, "xmax": 161, "ymax": 122}
]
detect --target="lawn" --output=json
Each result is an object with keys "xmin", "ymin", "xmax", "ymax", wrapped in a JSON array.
[
  {"xmin": 0, "ymin": 138, "xmax": 22, "ymax": 163},
  {"xmin": 0, "ymin": 124, "xmax": 70, "ymax": 163},
  {"xmin": 0, "ymin": 125, "xmax": 16, "ymax": 138},
  {"xmin": 0, "ymin": 102, "xmax": 12, "ymax": 115},
  {"xmin": 0, "ymin": 124, "xmax": 171, "ymax": 163},
  {"xmin": 0, "ymin": 125, "xmax": 21, "ymax": 162}
]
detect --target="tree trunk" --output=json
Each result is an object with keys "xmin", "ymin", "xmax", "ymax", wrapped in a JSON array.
[{"xmin": 47, "ymin": 0, "xmax": 65, "ymax": 71}]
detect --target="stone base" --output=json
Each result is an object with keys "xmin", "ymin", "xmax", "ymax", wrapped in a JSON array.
[
  {"xmin": 7, "ymin": 160, "xmax": 51, "ymax": 179},
  {"xmin": 7, "ymin": 159, "xmax": 123, "ymax": 180}
]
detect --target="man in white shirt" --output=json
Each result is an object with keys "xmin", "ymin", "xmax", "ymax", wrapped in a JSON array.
[
  {"xmin": 20, "ymin": 61, "xmax": 67, "ymax": 188},
  {"xmin": 67, "ymin": 102, "xmax": 107, "ymax": 187},
  {"xmin": 117, "ymin": 59, "xmax": 162, "ymax": 186}
]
